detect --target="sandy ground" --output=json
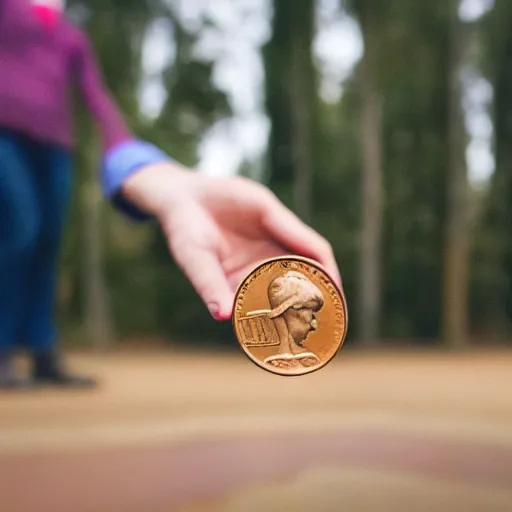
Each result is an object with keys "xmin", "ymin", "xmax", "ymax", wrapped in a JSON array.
[{"xmin": 1, "ymin": 349, "xmax": 512, "ymax": 512}]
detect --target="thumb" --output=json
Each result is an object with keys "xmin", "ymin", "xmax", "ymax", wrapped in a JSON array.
[
  {"xmin": 261, "ymin": 198, "xmax": 342, "ymax": 289},
  {"xmin": 173, "ymin": 247, "xmax": 234, "ymax": 321}
]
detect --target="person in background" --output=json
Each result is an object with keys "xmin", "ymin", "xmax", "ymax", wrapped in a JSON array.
[{"xmin": 0, "ymin": 0, "xmax": 341, "ymax": 389}]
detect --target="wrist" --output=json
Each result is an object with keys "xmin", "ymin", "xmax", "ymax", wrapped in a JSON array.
[{"xmin": 120, "ymin": 161, "xmax": 194, "ymax": 218}]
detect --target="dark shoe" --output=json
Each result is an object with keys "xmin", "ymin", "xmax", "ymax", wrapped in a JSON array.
[
  {"xmin": 32, "ymin": 350, "xmax": 98, "ymax": 389},
  {"xmin": 0, "ymin": 354, "xmax": 34, "ymax": 390}
]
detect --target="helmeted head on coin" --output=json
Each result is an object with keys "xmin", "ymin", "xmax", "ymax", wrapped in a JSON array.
[{"xmin": 267, "ymin": 271, "xmax": 324, "ymax": 346}]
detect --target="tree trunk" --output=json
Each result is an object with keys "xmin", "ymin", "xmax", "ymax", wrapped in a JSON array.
[
  {"xmin": 476, "ymin": 0, "xmax": 512, "ymax": 338},
  {"xmin": 81, "ymin": 140, "xmax": 115, "ymax": 351},
  {"xmin": 290, "ymin": 44, "xmax": 313, "ymax": 223},
  {"xmin": 358, "ymin": 15, "xmax": 383, "ymax": 344},
  {"xmin": 290, "ymin": 21, "xmax": 315, "ymax": 223},
  {"xmin": 443, "ymin": 0, "xmax": 469, "ymax": 347},
  {"xmin": 264, "ymin": 0, "xmax": 316, "ymax": 223}
]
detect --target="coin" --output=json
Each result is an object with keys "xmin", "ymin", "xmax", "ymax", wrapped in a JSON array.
[{"xmin": 232, "ymin": 255, "xmax": 348, "ymax": 376}]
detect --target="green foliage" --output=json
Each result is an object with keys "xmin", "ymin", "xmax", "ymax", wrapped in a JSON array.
[{"xmin": 470, "ymin": 0, "xmax": 512, "ymax": 335}]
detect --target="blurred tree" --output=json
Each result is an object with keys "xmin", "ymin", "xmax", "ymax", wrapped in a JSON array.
[
  {"xmin": 443, "ymin": 0, "xmax": 470, "ymax": 347},
  {"xmin": 380, "ymin": 2, "xmax": 451, "ymax": 341},
  {"xmin": 263, "ymin": 0, "xmax": 318, "ymax": 223},
  {"xmin": 59, "ymin": 0, "xmax": 234, "ymax": 347},
  {"xmin": 326, "ymin": 1, "xmax": 452, "ymax": 342},
  {"xmin": 348, "ymin": 0, "xmax": 385, "ymax": 344},
  {"xmin": 264, "ymin": 0, "xmax": 456, "ymax": 343},
  {"xmin": 63, "ymin": 0, "xmax": 156, "ymax": 348},
  {"xmin": 473, "ymin": 0, "xmax": 512, "ymax": 338}
]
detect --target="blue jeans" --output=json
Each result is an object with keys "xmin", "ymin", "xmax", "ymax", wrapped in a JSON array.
[{"xmin": 0, "ymin": 130, "xmax": 72, "ymax": 355}]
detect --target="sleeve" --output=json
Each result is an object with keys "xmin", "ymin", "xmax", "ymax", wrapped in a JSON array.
[
  {"xmin": 102, "ymin": 139, "xmax": 172, "ymax": 221},
  {"xmin": 71, "ymin": 30, "xmax": 133, "ymax": 152},
  {"xmin": 71, "ymin": 30, "xmax": 173, "ymax": 221},
  {"xmin": 0, "ymin": 0, "xmax": 32, "ymax": 26}
]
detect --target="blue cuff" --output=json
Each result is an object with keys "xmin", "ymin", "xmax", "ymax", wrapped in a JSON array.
[{"xmin": 101, "ymin": 139, "xmax": 171, "ymax": 221}]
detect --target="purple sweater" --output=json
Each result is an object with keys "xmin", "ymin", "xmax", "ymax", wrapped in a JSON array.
[{"xmin": 0, "ymin": 0, "xmax": 132, "ymax": 151}]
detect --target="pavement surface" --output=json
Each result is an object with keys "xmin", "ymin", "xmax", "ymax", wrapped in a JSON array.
[{"xmin": 1, "ymin": 349, "xmax": 512, "ymax": 512}]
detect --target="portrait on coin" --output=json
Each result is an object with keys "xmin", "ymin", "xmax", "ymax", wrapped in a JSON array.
[{"xmin": 239, "ymin": 270, "xmax": 325, "ymax": 370}]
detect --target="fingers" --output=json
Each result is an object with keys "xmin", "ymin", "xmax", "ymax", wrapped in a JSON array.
[
  {"xmin": 260, "ymin": 195, "xmax": 342, "ymax": 289},
  {"xmin": 172, "ymin": 246, "xmax": 234, "ymax": 321}
]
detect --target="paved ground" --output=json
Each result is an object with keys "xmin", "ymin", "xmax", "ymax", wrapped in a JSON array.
[{"xmin": 1, "ymin": 349, "xmax": 512, "ymax": 512}]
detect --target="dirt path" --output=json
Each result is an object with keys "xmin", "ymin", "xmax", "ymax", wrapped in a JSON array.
[{"xmin": 1, "ymin": 350, "xmax": 511, "ymax": 511}]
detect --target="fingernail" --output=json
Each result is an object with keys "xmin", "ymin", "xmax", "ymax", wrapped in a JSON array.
[{"xmin": 207, "ymin": 302, "xmax": 221, "ymax": 320}]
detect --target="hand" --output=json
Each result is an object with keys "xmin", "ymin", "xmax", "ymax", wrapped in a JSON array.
[{"xmin": 121, "ymin": 162, "xmax": 342, "ymax": 320}]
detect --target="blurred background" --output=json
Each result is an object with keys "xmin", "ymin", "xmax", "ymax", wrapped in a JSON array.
[
  {"xmin": 60, "ymin": 0, "xmax": 510, "ymax": 351},
  {"xmin": 3, "ymin": 0, "xmax": 512, "ymax": 511}
]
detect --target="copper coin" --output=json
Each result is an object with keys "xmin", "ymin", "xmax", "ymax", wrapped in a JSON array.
[{"xmin": 232, "ymin": 256, "xmax": 348, "ymax": 376}]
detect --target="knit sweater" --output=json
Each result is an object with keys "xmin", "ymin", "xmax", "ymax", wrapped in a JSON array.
[{"xmin": 0, "ymin": 0, "xmax": 132, "ymax": 151}]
